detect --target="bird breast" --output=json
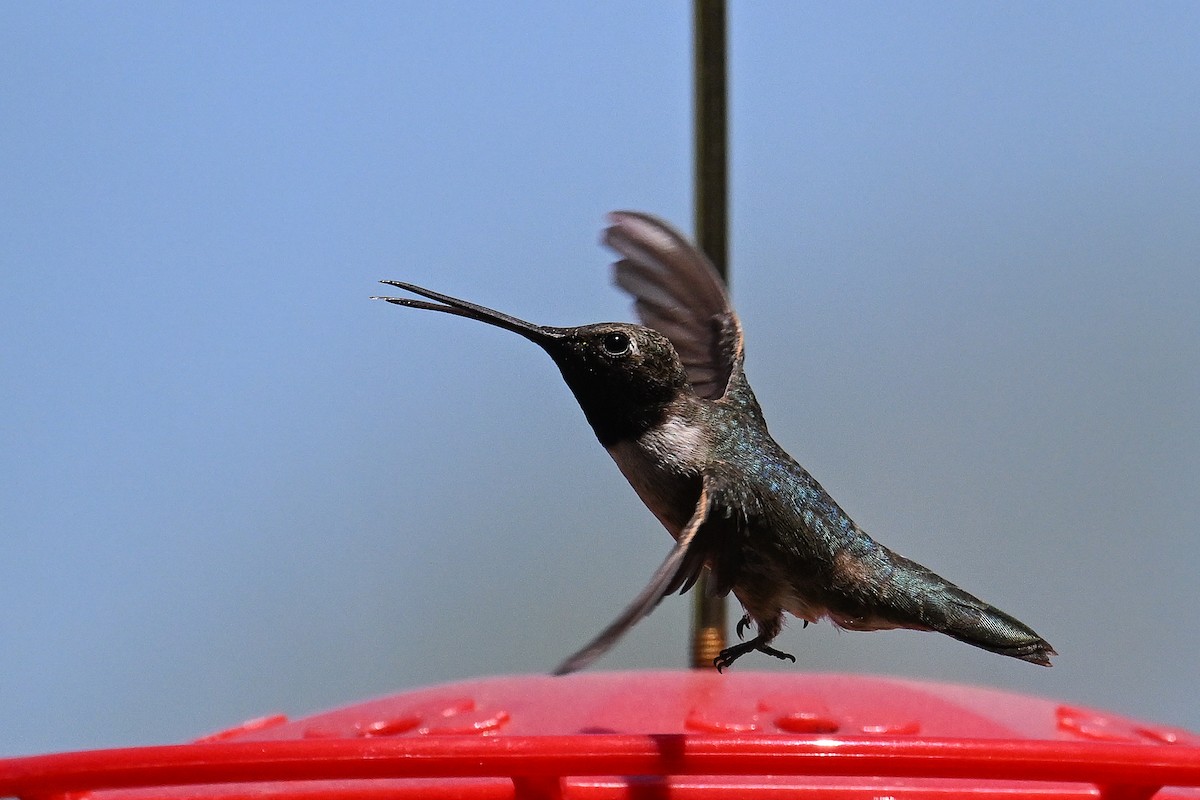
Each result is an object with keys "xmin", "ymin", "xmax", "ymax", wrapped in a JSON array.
[{"xmin": 605, "ymin": 414, "xmax": 709, "ymax": 539}]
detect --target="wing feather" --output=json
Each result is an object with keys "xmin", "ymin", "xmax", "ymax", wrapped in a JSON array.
[
  {"xmin": 604, "ymin": 211, "xmax": 744, "ymax": 400},
  {"xmin": 552, "ymin": 476, "xmax": 714, "ymax": 675}
]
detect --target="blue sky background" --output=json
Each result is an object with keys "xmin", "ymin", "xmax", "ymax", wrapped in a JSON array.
[{"xmin": 2, "ymin": 3, "xmax": 1198, "ymax": 755}]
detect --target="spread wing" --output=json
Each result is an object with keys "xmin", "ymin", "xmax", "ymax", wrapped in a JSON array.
[
  {"xmin": 552, "ymin": 475, "xmax": 716, "ymax": 675},
  {"xmin": 603, "ymin": 211, "xmax": 744, "ymax": 401}
]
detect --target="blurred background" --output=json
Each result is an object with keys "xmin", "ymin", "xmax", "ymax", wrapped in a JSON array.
[{"xmin": 2, "ymin": 3, "xmax": 1198, "ymax": 756}]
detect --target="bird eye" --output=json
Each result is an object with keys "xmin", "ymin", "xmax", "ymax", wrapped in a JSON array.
[{"xmin": 602, "ymin": 331, "xmax": 631, "ymax": 355}]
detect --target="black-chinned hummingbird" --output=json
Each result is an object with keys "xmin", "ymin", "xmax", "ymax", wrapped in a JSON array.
[{"xmin": 375, "ymin": 211, "xmax": 1055, "ymax": 674}]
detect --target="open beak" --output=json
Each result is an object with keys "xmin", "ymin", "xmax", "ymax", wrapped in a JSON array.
[{"xmin": 373, "ymin": 280, "xmax": 565, "ymax": 346}]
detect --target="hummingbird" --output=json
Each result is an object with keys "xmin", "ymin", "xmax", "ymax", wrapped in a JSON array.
[{"xmin": 375, "ymin": 211, "xmax": 1055, "ymax": 674}]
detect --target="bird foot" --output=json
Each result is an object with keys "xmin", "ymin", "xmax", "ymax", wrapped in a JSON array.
[{"xmin": 714, "ymin": 637, "xmax": 796, "ymax": 672}]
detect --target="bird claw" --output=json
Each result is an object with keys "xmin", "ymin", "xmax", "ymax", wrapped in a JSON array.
[
  {"xmin": 713, "ymin": 647, "xmax": 743, "ymax": 673},
  {"xmin": 736, "ymin": 614, "xmax": 753, "ymax": 640},
  {"xmin": 760, "ymin": 645, "xmax": 797, "ymax": 663}
]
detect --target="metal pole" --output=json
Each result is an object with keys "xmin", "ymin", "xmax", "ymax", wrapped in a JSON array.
[{"xmin": 690, "ymin": 0, "xmax": 729, "ymax": 669}]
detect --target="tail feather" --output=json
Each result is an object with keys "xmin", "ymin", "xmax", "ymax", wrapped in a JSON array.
[
  {"xmin": 937, "ymin": 591, "xmax": 1056, "ymax": 666},
  {"xmin": 883, "ymin": 554, "xmax": 1056, "ymax": 666}
]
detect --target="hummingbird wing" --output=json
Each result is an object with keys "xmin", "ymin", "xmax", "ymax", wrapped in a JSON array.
[
  {"xmin": 552, "ymin": 475, "xmax": 716, "ymax": 675},
  {"xmin": 604, "ymin": 211, "xmax": 744, "ymax": 401}
]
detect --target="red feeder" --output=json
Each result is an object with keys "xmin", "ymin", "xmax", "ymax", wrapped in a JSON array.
[{"xmin": 3, "ymin": 671, "xmax": 1199, "ymax": 799}]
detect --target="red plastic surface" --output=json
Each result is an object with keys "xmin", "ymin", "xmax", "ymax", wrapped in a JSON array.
[{"xmin": 3, "ymin": 671, "xmax": 1199, "ymax": 799}]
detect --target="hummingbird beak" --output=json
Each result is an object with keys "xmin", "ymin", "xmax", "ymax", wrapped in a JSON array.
[{"xmin": 373, "ymin": 280, "xmax": 564, "ymax": 346}]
